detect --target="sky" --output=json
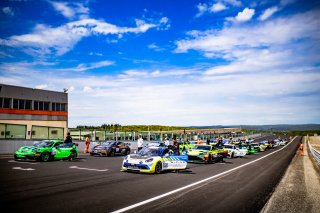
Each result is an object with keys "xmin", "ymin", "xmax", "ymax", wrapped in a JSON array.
[{"xmin": 0, "ymin": 0, "xmax": 320, "ymax": 127}]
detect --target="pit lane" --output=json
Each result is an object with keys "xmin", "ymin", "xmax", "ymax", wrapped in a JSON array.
[{"xmin": 0, "ymin": 135, "xmax": 300, "ymax": 213}]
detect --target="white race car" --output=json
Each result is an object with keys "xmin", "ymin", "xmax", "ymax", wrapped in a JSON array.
[
  {"xmin": 121, "ymin": 146, "xmax": 188, "ymax": 174},
  {"xmin": 223, "ymin": 144, "xmax": 247, "ymax": 158}
]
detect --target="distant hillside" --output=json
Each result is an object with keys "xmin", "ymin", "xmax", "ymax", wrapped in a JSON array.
[{"xmin": 190, "ymin": 124, "xmax": 320, "ymax": 131}]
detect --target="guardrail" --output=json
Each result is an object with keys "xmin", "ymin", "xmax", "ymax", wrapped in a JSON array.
[{"xmin": 307, "ymin": 138, "xmax": 320, "ymax": 165}]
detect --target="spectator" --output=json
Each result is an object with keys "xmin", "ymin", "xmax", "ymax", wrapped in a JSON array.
[
  {"xmin": 164, "ymin": 137, "xmax": 170, "ymax": 147},
  {"xmin": 64, "ymin": 132, "xmax": 72, "ymax": 144},
  {"xmin": 84, "ymin": 135, "xmax": 90, "ymax": 153},
  {"xmin": 197, "ymin": 138, "xmax": 203, "ymax": 145},
  {"xmin": 137, "ymin": 134, "xmax": 144, "ymax": 151}
]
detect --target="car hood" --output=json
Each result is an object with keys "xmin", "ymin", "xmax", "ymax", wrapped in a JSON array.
[
  {"xmin": 17, "ymin": 146, "xmax": 37, "ymax": 152},
  {"xmin": 188, "ymin": 150, "xmax": 209, "ymax": 156},
  {"xmin": 128, "ymin": 154, "xmax": 156, "ymax": 160}
]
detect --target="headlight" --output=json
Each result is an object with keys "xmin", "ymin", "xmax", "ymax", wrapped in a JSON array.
[{"xmin": 145, "ymin": 158, "xmax": 153, "ymax": 163}]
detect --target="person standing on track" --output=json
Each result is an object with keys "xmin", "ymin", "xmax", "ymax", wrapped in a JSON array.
[
  {"xmin": 84, "ymin": 135, "xmax": 90, "ymax": 153},
  {"xmin": 299, "ymin": 141, "xmax": 304, "ymax": 156},
  {"xmin": 137, "ymin": 134, "xmax": 144, "ymax": 152}
]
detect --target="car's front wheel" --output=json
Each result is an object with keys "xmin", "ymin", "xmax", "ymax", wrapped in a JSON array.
[
  {"xmin": 41, "ymin": 151, "xmax": 50, "ymax": 162},
  {"xmin": 109, "ymin": 150, "xmax": 115, "ymax": 157},
  {"xmin": 154, "ymin": 161, "xmax": 162, "ymax": 174},
  {"xmin": 69, "ymin": 152, "xmax": 76, "ymax": 161}
]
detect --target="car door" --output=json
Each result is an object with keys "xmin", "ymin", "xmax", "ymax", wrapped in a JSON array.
[{"xmin": 162, "ymin": 149, "xmax": 188, "ymax": 170}]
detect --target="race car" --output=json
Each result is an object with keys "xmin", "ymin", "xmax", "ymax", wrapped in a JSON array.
[
  {"xmin": 178, "ymin": 141, "xmax": 197, "ymax": 152},
  {"xmin": 90, "ymin": 141, "xmax": 130, "ymax": 157},
  {"xmin": 223, "ymin": 144, "xmax": 247, "ymax": 158},
  {"xmin": 187, "ymin": 145, "xmax": 228, "ymax": 163},
  {"xmin": 121, "ymin": 146, "xmax": 188, "ymax": 174},
  {"xmin": 14, "ymin": 140, "xmax": 78, "ymax": 162},
  {"xmin": 247, "ymin": 143, "xmax": 260, "ymax": 154}
]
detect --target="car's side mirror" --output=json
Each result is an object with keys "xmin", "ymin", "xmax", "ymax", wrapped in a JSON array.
[{"xmin": 164, "ymin": 153, "xmax": 169, "ymax": 157}]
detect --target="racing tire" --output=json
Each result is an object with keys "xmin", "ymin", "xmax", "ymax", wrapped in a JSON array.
[
  {"xmin": 124, "ymin": 149, "xmax": 130, "ymax": 156},
  {"xmin": 41, "ymin": 151, "xmax": 50, "ymax": 162},
  {"xmin": 154, "ymin": 161, "xmax": 162, "ymax": 174},
  {"xmin": 231, "ymin": 152, "xmax": 234, "ymax": 158},
  {"xmin": 109, "ymin": 150, "xmax": 115, "ymax": 157},
  {"xmin": 69, "ymin": 152, "xmax": 76, "ymax": 161}
]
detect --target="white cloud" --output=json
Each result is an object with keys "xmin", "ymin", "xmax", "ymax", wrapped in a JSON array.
[
  {"xmin": 196, "ymin": 3, "xmax": 208, "ymax": 17},
  {"xmin": 35, "ymin": 84, "xmax": 48, "ymax": 89},
  {"xmin": 1, "ymin": 17, "xmax": 167, "ymax": 57},
  {"xmin": 83, "ymin": 86, "xmax": 93, "ymax": 93},
  {"xmin": 89, "ymin": 52, "xmax": 103, "ymax": 56},
  {"xmin": 2, "ymin": 7, "xmax": 14, "ymax": 16},
  {"xmin": 148, "ymin": 43, "xmax": 164, "ymax": 51},
  {"xmin": 259, "ymin": 6, "xmax": 278, "ymax": 21},
  {"xmin": 223, "ymin": 0, "xmax": 242, "ymax": 7},
  {"xmin": 175, "ymin": 10, "xmax": 320, "ymax": 57},
  {"xmin": 210, "ymin": 2, "xmax": 227, "ymax": 12},
  {"xmin": 235, "ymin": 8, "xmax": 255, "ymax": 22},
  {"xmin": 48, "ymin": 1, "xmax": 89, "ymax": 19},
  {"xmin": 66, "ymin": 60, "xmax": 114, "ymax": 72}
]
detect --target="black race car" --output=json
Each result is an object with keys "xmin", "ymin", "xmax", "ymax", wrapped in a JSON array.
[{"xmin": 90, "ymin": 141, "xmax": 130, "ymax": 157}]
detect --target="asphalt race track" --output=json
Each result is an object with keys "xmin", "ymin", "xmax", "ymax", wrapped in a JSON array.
[{"xmin": 1, "ymin": 135, "xmax": 300, "ymax": 213}]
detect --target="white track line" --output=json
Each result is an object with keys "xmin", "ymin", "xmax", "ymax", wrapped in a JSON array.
[
  {"xmin": 112, "ymin": 136, "xmax": 297, "ymax": 213},
  {"xmin": 12, "ymin": 166, "xmax": 35, "ymax": 171},
  {"xmin": 8, "ymin": 160, "xmax": 39, "ymax": 165},
  {"xmin": 69, "ymin": 166, "xmax": 108, "ymax": 172}
]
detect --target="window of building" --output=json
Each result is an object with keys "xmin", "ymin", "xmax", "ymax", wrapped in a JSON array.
[
  {"xmin": 33, "ymin": 101, "xmax": 49, "ymax": 111},
  {"xmin": 0, "ymin": 124, "xmax": 26, "ymax": 139},
  {"xmin": 39, "ymin": 101, "xmax": 44, "ymax": 110},
  {"xmin": 3, "ymin": 98, "xmax": 10, "ymax": 108},
  {"xmin": 32, "ymin": 126, "xmax": 64, "ymax": 140},
  {"xmin": 19, "ymin": 99, "xmax": 25, "ymax": 109},
  {"xmin": 52, "ymin": 102, "xmax": 66, "ymax": 112},
  {"xmin": 61, "ymin": 103, "xmax": 65, "ymax": 111},
  {"xmin": 49, "ymin": 127, "xmax": 64, "ymax": 139},
  {"xmin": 31, "ymin": 126, "xmax": 48, "ymax": 139},
  {"xmin": 34, "ymin": 101, "xmax": 38, "ymax": 110},
  {"xmin": 13, "ymin": 99, "xmax": 19, "ymax": 109},
  {"xmin": 25, "ymin": 100, "xmax": 31, "ymax": 110},
  {"xmin": 0, "ymin": 124, "xmax": 5, "ymax": 139},
  {"xmin": 44, "ymin": 102, "xmax": 49, "ymax": 111}
]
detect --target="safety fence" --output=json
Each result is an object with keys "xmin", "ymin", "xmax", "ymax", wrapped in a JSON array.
[{"xmin": 307, "ymin": 137, "xmax": 320, "ymax": 165}]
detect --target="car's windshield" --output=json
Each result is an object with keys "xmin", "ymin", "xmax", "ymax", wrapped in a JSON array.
[
  {"xmin": 224, "ymin": 145, "xmax": 234, "ymax": 149},
  {"xmin": 194, "ymin": 145, "xmax": 211, "ymax": 150},
  {"xmin": 57, "ymin": 143, "xmax": 72, "ymax": 148},
  {"xmin": 138, "ymin": 147, "xmax": 161, "ymax": 156},
  {"xmin": 34, "ymin": 141, "xmax": 53, "ymax": 147},
  {"xmin": 101, "ymin": 141, "xmax": 115, "ymax": 147}
]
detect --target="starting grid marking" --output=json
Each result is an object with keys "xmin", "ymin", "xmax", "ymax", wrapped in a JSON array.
[
  {"xmin": 12, "ymin": 166, "xmax": 35, "ymax": 171},
  {"xmin": 69, "ymin": 166, "xmax": 109, "ymax": 172},
  {"xmin": 8, "ymin": 160, "xmax": 40, "ymax": 165}
]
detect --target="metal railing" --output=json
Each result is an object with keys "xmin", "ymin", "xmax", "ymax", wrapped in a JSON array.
[{"xmin": 307, "ymin": 138, "xmax": 320, "ymax": 165}]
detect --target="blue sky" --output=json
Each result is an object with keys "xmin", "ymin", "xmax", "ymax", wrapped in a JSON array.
[{"xmin": 0, "ymin": 0, "xmax": 319, "ymax": 127}]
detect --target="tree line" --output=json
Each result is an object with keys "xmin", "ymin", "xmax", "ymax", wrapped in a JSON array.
[{"xmin": 75, "ymin": 124, "xmax": 193, "ymax": 132}]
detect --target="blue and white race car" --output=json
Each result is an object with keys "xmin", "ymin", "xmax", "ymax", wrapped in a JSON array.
[{"xmin": 121, "ymin": 146, "xmax": 188, "ymax": 174}]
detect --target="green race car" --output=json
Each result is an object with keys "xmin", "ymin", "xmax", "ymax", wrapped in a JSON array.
[
  {"xmin": 187, "ymin": 145, "xmax": 228, "ymax": 163},
  {"xmin": 14, "ymin": 140, "xmax": 78, "ymax": 162},
  {"xmin": 178, "ymin": 141, "xmax": 197, "ymax": 152},
  {"xmin": 247, "ymin": 143, "xmax": 260, "ymax": 154}
]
